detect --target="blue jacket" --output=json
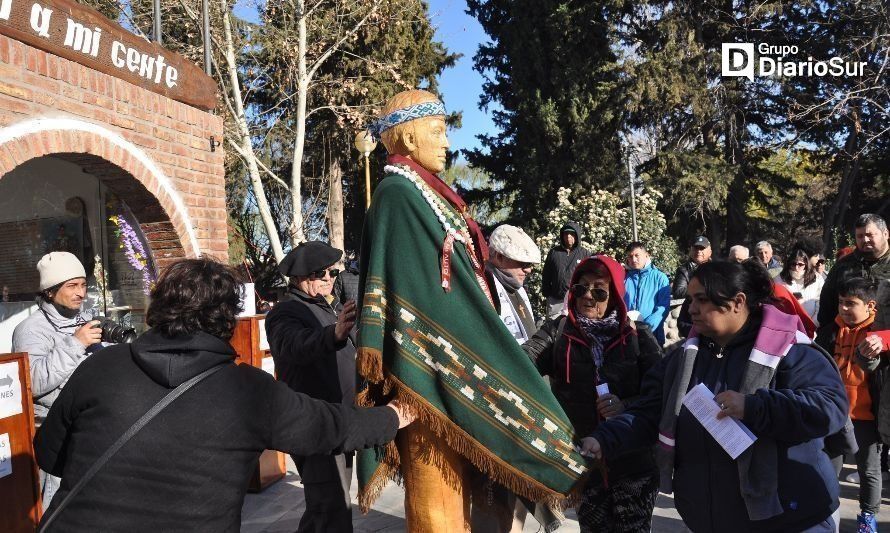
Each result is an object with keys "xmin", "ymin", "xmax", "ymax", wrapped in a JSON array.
[
  {"xmin": 591, "ymin": 316, "xmax": 848, "ymax": 532},
  {"xmin": 624, "ymin": 261, "xmax": 670, "ymax": 343}
]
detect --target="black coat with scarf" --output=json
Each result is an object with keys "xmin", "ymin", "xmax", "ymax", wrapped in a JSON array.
[
  {"xmin": 523, "ymin": 316, "xmax": 662, "ymax": 481},
  {"xmin": 33, "ymin": 330, "xmax": 397, "ymax": 532},
  {"xmin": 591, "ymin": 315, "xmax": 849, "ymax": 533}
]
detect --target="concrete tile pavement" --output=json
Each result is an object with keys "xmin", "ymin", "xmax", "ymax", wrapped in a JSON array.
[{"xmin": 241, "ymin": 457, "xmax": 888, "ymax": 532}]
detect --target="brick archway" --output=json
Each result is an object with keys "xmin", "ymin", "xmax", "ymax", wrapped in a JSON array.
[{"xmin": 0, "ymin": 117, "xmax": 201, "ymax": 266}]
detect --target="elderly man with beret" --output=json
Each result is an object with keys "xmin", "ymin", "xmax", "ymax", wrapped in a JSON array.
[{"xmin": 265, "ymin": 240, "xmax": 358, "ymax": 533}]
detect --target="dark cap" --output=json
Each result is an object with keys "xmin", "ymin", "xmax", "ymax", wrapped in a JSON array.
[
  {"xmin": 691, "ymin": 235, "xmax": 711, "ymax": 249},
  {"xmin": 278, "ymin": 241, "xmax": 343, "ymax": 277}
]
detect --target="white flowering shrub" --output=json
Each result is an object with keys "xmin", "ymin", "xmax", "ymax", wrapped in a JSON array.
[{"xmin": 527, "ymin": 187, "xmax": 682, "ymax": 314}]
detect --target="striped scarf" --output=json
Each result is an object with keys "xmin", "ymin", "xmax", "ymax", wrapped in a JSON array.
[{"xmin": 656, "ymin": 304, "xmax": 812, "ymax": 521}]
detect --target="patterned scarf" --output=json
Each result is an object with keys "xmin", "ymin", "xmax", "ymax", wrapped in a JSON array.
[{"xmin": 575, "ymin": 310, "xmax": 619, "ymax": 368}]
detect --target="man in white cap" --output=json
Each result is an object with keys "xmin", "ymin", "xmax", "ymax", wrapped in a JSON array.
[
  {"xmin": 477, "ymin": 224, "xmax": 555, "ymax": 532},
  {"xmin": 12, "ymin": 251, "xmax": 101, "ymax": 509},
  {"xmin": 486, "ymin": 225, "xmax": 541, "ymax": 344}
]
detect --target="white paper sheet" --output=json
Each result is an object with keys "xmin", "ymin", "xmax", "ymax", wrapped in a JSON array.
[{"xmin": 682, "ymin": 383, "xmax": 757, "ymax": 459}]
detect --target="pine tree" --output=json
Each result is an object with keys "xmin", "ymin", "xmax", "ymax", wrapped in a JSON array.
[{"xmin": 465, "ymin": 0, "xmax": 628, "ymax": 233}]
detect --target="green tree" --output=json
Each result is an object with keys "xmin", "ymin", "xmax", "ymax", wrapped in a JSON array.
[
  {"xmin": 526, "ymin": 186, "xmax": 681, "ymax": 313},
  {"xmin": 465, "ymin": 0, "xmax": 628, "ymax": 233}
]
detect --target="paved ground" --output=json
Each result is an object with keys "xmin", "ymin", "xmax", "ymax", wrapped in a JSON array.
[{"xmin": 241, "ymin": 457, "xmax": 890, "ymax": 532}]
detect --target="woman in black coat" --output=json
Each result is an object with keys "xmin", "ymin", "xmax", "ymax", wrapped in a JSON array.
[
  {"xmin": 34, "ymin": 259, "xmax": 412, "ymax": 532},
  {"xmin": 523, "ymin": 255, "xmax": 662, "ymax": 532}
]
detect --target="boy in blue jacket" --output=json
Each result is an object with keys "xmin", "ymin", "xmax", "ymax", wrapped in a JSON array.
[{"xmin": 624, "ymin": 242, "xmax": 671, "ymax": 344}]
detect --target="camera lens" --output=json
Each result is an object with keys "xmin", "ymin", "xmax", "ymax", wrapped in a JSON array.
[{"xmin": 96, "ymin": 318, "xmax": 137, "ymax": 344}]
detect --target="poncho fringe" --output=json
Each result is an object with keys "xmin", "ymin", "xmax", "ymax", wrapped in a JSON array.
[{"xmin": 356, "ymin": 353, "xmax": 590, "ymax": 513}]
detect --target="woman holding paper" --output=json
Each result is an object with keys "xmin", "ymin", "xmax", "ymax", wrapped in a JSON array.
[
  {"xmin": 580, "ymin": 260, "xmax": 849, "ymax": 532},
  {"xmin": 523, "ymin": 255, "xmax": 663, "ymax": 532}
]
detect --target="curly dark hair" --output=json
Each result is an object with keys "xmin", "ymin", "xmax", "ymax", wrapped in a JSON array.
[{"xmin": 146, "ymin": 258, "xmax": 243, "ymax": 340}]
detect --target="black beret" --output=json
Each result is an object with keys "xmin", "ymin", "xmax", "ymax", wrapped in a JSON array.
[{"xmin": 278, "ymin": 241, "xmax": 343, "ymax": 277}]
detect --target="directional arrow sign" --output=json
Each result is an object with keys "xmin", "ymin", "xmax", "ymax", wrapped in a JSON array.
[{"xmin": 0, "ymin": 362, "xmax": 22, "ymax": 419}]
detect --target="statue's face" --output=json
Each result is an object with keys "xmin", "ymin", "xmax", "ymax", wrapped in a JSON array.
[{"xmin": 406, "ymin": 116, "xmax": 449, "ymax": 173}]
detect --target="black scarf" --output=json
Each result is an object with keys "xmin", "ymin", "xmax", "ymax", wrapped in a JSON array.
[{"xmin": 485, "ymin": 262, "xmax": 522, "ymax": 293}]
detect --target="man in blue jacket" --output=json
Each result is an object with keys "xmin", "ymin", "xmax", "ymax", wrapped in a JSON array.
[{"xmin": 624, "ymin": 242, "xmax": 670, "ymax": 344}]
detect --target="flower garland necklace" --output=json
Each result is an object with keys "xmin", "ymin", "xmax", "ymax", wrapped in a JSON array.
[{"xmin": 384, "ymin": 164, "xmax": 493, "ymax": 305}]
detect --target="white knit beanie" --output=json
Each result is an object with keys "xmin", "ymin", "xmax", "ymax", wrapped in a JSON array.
[{"xmin": 37, "ymin": 252, "xmax": 87, "ymax": 290}]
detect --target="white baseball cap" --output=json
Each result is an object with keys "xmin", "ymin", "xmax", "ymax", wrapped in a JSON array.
[
  {"xmin": 37, "ymin": 252, "xmax": 87, "ymax": 290},
  {"xmin": 489, "ymin": 225, "xmax": 542, "ymax": 264}
]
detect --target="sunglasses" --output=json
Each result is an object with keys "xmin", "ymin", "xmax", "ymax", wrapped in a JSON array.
[
  {"xmin": 309, "ymin": 268, "xmax": 339, "ymax": 280},
  {"xmin": 816, "ymin": 260, "xmax": 826, "ymax": 265},
  {"xmin": 791, "ymin": 262, "xmax": 807, "ymax": 268},
  {"xmin": 570, "ymin": 284, "xmax": 609, "ymax": 302}
]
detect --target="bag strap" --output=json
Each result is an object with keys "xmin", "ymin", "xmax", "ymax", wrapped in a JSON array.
[{"xmin": 39, "ymin": 363, "xmax": 227, "ymax": 532}]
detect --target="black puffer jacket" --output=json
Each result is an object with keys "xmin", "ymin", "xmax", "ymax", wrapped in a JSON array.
[
  {"xmin": 266, "ymin": 288, "xmax": 356, "ymax": 405},
  {"xmin": 34, "ymin": 330, "xmax": 397, "ymax": 532},
  {"xmin": 524, "ymin": 316, "xmax": 663, "ymax": 438},
  {"xmin": 818, "ymin": 249, "xmax": 890, "ymax": 333},
  {"xmin": 541, "ymin": 221, "xmax": 590, "ymax": 299},
  {"xmin": 524, "ymin": 255, "xmax": 663, "ymax": 482},
  {"xmin": 333, "ymin": 267, "xmax": 360, "ymax": 305},
  {"xmin": 671, "ymin": 259, "xmax": 701, "ymax": 299}
]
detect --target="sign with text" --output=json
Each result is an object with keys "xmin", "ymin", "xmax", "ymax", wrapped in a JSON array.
[
  {"xmin": 0, "ymin": 361, "xmax": 22, "ymax": 420},
  {"xmin": 0, "ymin": 353, "xmax": 41, "ymax": 530},
  {"xmin": 0, "ymin": 0, "xmax": 216, "ymax": 110}
]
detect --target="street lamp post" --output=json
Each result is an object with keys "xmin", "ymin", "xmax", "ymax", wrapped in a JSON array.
[
  {"xmin": 627, "ymin": 154, "xmax": 639, "ymax": 242},
  {"xmin": 353, "ymin": 131, "xmax": 377, "ymax": 210}
]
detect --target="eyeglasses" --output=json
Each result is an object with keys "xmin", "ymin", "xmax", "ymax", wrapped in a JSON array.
[
  {"xmin": 570, "ymin": 284, "xmax": 609, "ymax": 302},
  {"xmin": 791, "ymin": 262, "xmax": 807, "ymax": 268},
  {"xmin": 309, "ymin": 268, "xmax": 339, "ymax": 280},
  {"xmin": 816, "ymin": 260, "xmax": 826, "ymax": 266}
]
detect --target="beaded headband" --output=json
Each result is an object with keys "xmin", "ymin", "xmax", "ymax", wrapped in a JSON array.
[{"xmin": 369, "ymin": 101, "xmax": 446, "ymax": 139}]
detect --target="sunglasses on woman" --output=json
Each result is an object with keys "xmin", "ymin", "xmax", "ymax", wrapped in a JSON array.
[
  {"xmin": 309, "ymin": 268, "xmax": 340, "ymax": 280},
  {"xmin": 570, "ymin": 284, "xmax": 609, "ymax": 302}
]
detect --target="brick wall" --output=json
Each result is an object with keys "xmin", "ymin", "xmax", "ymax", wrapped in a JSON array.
[{"xmin": 0, "ymin": 33, "xmax": 227, "ymax": 266}]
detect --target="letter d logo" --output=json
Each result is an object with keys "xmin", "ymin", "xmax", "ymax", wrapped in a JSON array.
[{"xmin": 722, "ymin": 43, "xmax": 755, "ymax": 81}]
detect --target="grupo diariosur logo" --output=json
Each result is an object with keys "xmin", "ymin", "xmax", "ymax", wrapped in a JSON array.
[{"xmin": 721, "ymin": 43, "xmax": 867, "ymax": 80}]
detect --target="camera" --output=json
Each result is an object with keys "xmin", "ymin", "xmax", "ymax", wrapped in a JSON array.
[{"xmin": 92, "ymin": 317, "xmax": 137, "ymax": 344}]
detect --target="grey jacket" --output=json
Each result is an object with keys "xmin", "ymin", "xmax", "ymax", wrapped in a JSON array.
[{"xmin": 11, "ymin": 300, "xmax": 93, "ymax": 424}]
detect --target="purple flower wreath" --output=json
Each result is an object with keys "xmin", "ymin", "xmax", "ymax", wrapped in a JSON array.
[{"xmin": 109, "ymin": 215, "xmax": 156, "ymax": 295}]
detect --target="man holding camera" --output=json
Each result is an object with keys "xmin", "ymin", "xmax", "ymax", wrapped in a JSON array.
[{"xmin": 12, "ymin": 251, "xmax": 102, "ymax": 508}]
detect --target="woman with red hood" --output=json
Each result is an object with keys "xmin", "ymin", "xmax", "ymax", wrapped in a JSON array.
[{"xmin": 523, "ymin": 255, "xmax": 663, "ymax": 532}]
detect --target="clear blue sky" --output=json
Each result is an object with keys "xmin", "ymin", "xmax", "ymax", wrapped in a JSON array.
[{"xmin": 426, "ymin": 0, "xmax": 495, "ymax": 156}]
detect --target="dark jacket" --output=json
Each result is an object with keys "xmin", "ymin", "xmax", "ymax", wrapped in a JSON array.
[
  {"xmin": 671, "ymin": 259, "xmax": 702, "ymax": 299},
  {"xmin": 592, "ymin": 316, "xmax": 849, "ymax": 533},
  {"xmin": 816, "ymin": 322, "xmax": 890, "ymax": 442},
  {"xmin": 524, "ymin": 255, "xmax": 662, "ymax": 482},
  {"xmin": 34, "ymin": 330, "xmax": 397, "ymax": 532},
  {"xmin": 818, "ymin": 248, "xmax": 890, "ymax": 333},
  {"xmin": 541, "ymin": 221, "xmax": 590, "ymax": 299},
  {"xmin": 266, "ymin": 288, "xmax": 356, "ymax": 405},
  {"xmin": 333, "ymin": 268, "xmax": 360, "ymax": 305}
]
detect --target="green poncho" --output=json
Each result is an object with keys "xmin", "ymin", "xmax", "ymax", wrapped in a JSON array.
[{"xmin": 356, "ymin": 160, "xmax": 588, "ymax": 511}]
